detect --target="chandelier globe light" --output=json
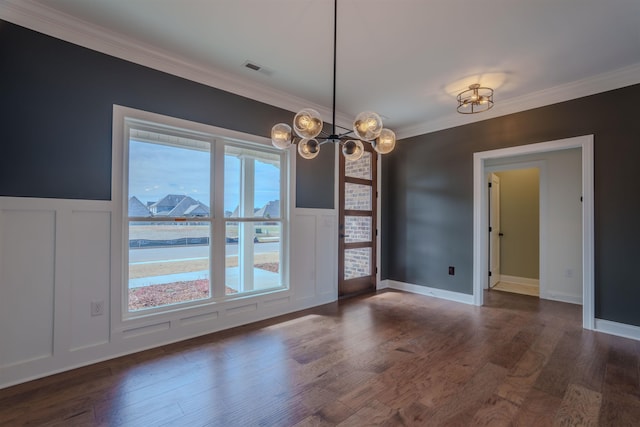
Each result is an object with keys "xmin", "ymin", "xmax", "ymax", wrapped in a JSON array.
[
  {"xmin": 457, "ymin": 83, "xmax": 494, "ymax": 114},
  {"xmin": 270, "ymin": 0, "xmax": 396, "ymax": 160}
]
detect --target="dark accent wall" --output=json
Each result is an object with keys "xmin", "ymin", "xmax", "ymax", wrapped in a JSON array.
[
  {"xmin": 0, "ymin": 21, "xmax": 334, "ymax": 207},
  {"xmin": 382, "ymin": 83, "xmax": 640, "ymax": 326}
]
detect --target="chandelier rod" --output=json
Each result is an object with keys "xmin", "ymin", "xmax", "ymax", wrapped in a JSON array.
[{"xmin": 331, "ymin": 0, "xmax": 337, "ymax": 140}]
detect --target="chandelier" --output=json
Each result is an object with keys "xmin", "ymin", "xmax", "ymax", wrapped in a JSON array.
[
  {"xmin": 270, "ymin": 0, "xmax": 396, "ymax": 161},
  {"xmin": 457, "ymin": 83, "xmax": 494, "ymax": 114}
]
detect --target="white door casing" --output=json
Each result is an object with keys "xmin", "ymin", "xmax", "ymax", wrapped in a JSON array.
[{"xmin": 473, "ymin": 135, "xmax": 594, "ymax": 330}]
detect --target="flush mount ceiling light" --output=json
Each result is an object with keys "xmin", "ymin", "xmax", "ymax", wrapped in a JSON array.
[
  {"xmin": 457, "ymin": 83, "xmax": 494, "ymax": 114},
  {"xmin": 270, "ymin": 0, "xmax": 396, "ymax": 161}
]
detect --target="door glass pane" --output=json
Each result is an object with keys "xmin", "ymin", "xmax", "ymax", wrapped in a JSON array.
[
  {"xmin": 345, "ymin": 183, "xmax": 372, "ymax": 210},
  {"xmin": 345, "ymin": 151, "xmax": 372, "ymax": 180},
  {"xmin": 128, "ymin": 221, "xmax": 210, "ymax": 311},
  {"xmin": 345, "ymin": 216, "xmax": 372, "ymax": 243},
  {"xmin": 225, "ymin": 221, "xmax": 281, "ymax": 295},
  {"xmin": 344, "ymin": 248, "xmax": 371, "ymax": 280}
]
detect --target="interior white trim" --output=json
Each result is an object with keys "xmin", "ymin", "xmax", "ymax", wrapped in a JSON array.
[
  {"xmin": 398, "ymin": 63, "xmax": 640, "ymax": 139},
  {"xmin": 386, "ymin": 280, "xmax": 474, "ymax": 305},
  {"xmin": 595, "ymin": 319, "xmax": 640, "ymax": 342},
  {"xmin": 473, "ymin": 135, "xmax": 595, "ymax": 330},
  {"xmin": 1, "ymin": 0, "xmax": 638, "ymax": 139},
  {"xmin": 498, "ymin": 275, "xmax": 540, "ymax": 287},
  {"xmin": 0, "ymin": 0, "xmax": 354, "ymax": 130}
]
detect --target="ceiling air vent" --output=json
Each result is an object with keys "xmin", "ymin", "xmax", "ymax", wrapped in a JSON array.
[
  {"xmin": 245, "ymin": 62, "xmax": 261, "ymax": 71},
  {"xmin": 243, "ymin": 61, "xmax": 272, "ymax": 76}
]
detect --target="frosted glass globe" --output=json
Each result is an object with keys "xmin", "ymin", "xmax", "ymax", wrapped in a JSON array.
[
  {"xmin": 298, "ymin": 138, "xmax": 320, "ymax": 159},
  {"xmin": 372, "ymin": 128, "xmax": 396, "ymax": 154},
  {"xmin": 271, "ymin": 123, "xmax": 292, "ymax": 149},
  {"xmin": 342, "ymin": 139, "xmax": 365, "ymax": 161},
  {"xmin": 353, "ymin": 111, "xmax": 383, "ymax": 141},
  {"xmin": 293, "ymin": 109, "xmax": 323, "ymax": 139}
]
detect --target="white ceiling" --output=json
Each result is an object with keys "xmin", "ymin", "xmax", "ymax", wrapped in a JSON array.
[{"xmin": 5, "ymin": 0, "xmax": 640, "ymax": 137}]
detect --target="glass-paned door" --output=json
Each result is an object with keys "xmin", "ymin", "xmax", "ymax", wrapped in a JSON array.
[{"xmin": 339, "ymin": 144, "xmax": 377, "ymax": 296}]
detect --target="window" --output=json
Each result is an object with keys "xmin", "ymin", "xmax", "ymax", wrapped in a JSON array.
[{"xmin": 124, "ymin": 117, "xmax": 287, "ymax": 315}]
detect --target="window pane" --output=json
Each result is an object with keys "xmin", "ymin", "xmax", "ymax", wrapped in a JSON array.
[
  {"xmin": 345, "ymin": 183, "xmax": 372, "ymax": 210},
  {"xmin": 345, "ymin": 151, "xmax": 372, "ymax": 180},
  {"xmin": 225, "ymin": 221, "xmax": 281, "ymax": 295},
  {"xmin": 224, "ymin": 155, "xmax": 240, "ymax": 217},
  {"xmin": 344, "ymin": 248, "xmax": 371, "ymax": 280},
  {"xmin": 254, "ymin": 158, "xmax": 281, "ymax": 219},
  {"xmin": 345, "ymin": 216, "xmax": 372, "ymax": 243},
  {"xmin": 128, "ymin": 221, "xmax": 210, "ymax": 311},
  {"xmin": 224, "ymin": 146, "xmax": 281, "ymax": 218},
  {"xmin": 129, "ymin": 135, "xmax": 210, "ymax": 218}
]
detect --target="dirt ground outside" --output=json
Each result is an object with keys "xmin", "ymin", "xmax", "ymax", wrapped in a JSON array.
[{"xmin": 129, "ymin": 252, "xmax": 280, "ymax": 278}]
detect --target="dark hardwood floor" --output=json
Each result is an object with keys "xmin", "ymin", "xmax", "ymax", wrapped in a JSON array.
[{"xmin": 1, "ymin": 289, "xmax": 639, "ymax": 426}]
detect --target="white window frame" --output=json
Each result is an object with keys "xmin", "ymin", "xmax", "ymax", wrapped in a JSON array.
[{"xmin": 111, "ymin": 105, "xmax": 290, "ymax": 323}]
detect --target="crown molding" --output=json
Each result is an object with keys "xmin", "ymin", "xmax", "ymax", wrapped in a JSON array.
[
  {"xmin": 2, "ymin": 0, "xmax": 638, "ymax": 139},
  {"xmin": 0, "ymin": 0, "xmax": 354, "ymax": 129},
  {"xmin": 397, "ymin": 62, "xmax": 640, "ymax": 140}
]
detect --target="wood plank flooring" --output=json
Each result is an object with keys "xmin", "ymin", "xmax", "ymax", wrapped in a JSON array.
[{"xmin": 1, "ymin": 290, "xmax": 639, "ymax": 426}]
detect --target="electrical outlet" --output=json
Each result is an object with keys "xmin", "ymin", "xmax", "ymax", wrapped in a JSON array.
[
  {"xmin": 91, "ymin": 300, "xmax": 104, "ymax": 316},
  {"xmin": 448, "ymin": 266, "xmax": 455, "ymax": 275}
]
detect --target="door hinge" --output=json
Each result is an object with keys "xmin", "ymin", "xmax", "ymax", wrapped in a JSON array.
[
  {"xmin": 375, "ymin": 267, "xmax": 378, "ymax": 274},
  {"xmin": 376, "ymin": 229, "xmax": 378, "ymax": 237},
  {"xmin": 488, "ymin": 182, "xmax": 492, "ymax": 188},
  {"xmin": 489, "ymin": 226, "xmax": 492, "ymax": 232},
  {"xmin": 489, "ymin": 271, "xmax": 492, "ymax": 277}
]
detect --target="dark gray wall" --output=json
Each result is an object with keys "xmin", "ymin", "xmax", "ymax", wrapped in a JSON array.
[
  {"xmin": 0, "ymin": 21, "xmax": 334, "ymax": 208},
  {"xmin": 383, "ymin": 83, "xmax": 640, "ymax": 326}
]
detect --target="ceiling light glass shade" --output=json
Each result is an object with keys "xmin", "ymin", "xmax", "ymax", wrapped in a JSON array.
[
  {"xmin": 293, "ymin": 108, "xmax": 323, "ymax": 139},
  {"xmin": 372, "ymin": 128, "xmax": 396, "ymax": 154},
  {"xmin": 298, "ymin": 138, "xmax": 320, "ymax": 159},
  {"xmin": 342, "ymin": 139, "xmax": 365, "ymax": 161},
  {"xmin": 271, "ymin": 123, "xmax": 292, "ymax": 149},
  {"xmin": 457, "ymin": 84, "xmax": 494, "ymax": 114},
  {"xmin": 353, "ymin": 111, "xmax": 383, "ymax": 141}
]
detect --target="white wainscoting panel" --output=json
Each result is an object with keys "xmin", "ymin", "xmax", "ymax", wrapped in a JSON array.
[
  {"xmin": 291, "ymin": 209, "xmax": 338, "ymax": 305},
  {"xmin": 315, "ymin": 213, "xmax": 338, "ymax": 298},
  {"xmin": 291, "ymin": 214, "xmax": 317, "ymax": 301},
  {"xmin": 0, "ymin": 208, "xmax": 56, "ymax": 367},
  {"xmin": 0, "ymin": 197, "xmax": 338, "ymax": 389},
  {"xmin": 70, "ymin": 210, "xmax": 111, "ymax": 350}
]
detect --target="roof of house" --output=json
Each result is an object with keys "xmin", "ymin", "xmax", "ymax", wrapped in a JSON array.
[
  {"xmin": 255, "ymin": 200, "xmax": 280, "ymax": 219},
  {"xmin": 128, "ymin": 196, "xmax": 151, "ymax": 217},
  {"xmin": 167, "ymin": 196, "xmax": 210, "ymax": 217}
]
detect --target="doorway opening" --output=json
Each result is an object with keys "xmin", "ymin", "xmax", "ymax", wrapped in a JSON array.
[
  {"xmin": 488, "ymin": 166, "xmax": 542, "ymax": 298},
  {"xmin": 473, "ymin": 135, "xmax": 594, "ymax": 330}
]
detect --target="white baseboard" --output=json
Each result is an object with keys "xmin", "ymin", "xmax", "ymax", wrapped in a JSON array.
[
  {"xmin": 386, "ymin": 280, "xmax": 474, "ymax": 305},
  {"xmin": 499, "ymin": 275, "xmax": 539, "ymax": 287},
  {"xmin": 377, "ymin": 279, "xmax": 390, "ymax": 290},
  {"xmin": 540, "ymin": 291, "xmax": 583, "ymax": 305},
  {"xmin": 595, "ymin": 319, "xmax": 640, "ymax": 341}
]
